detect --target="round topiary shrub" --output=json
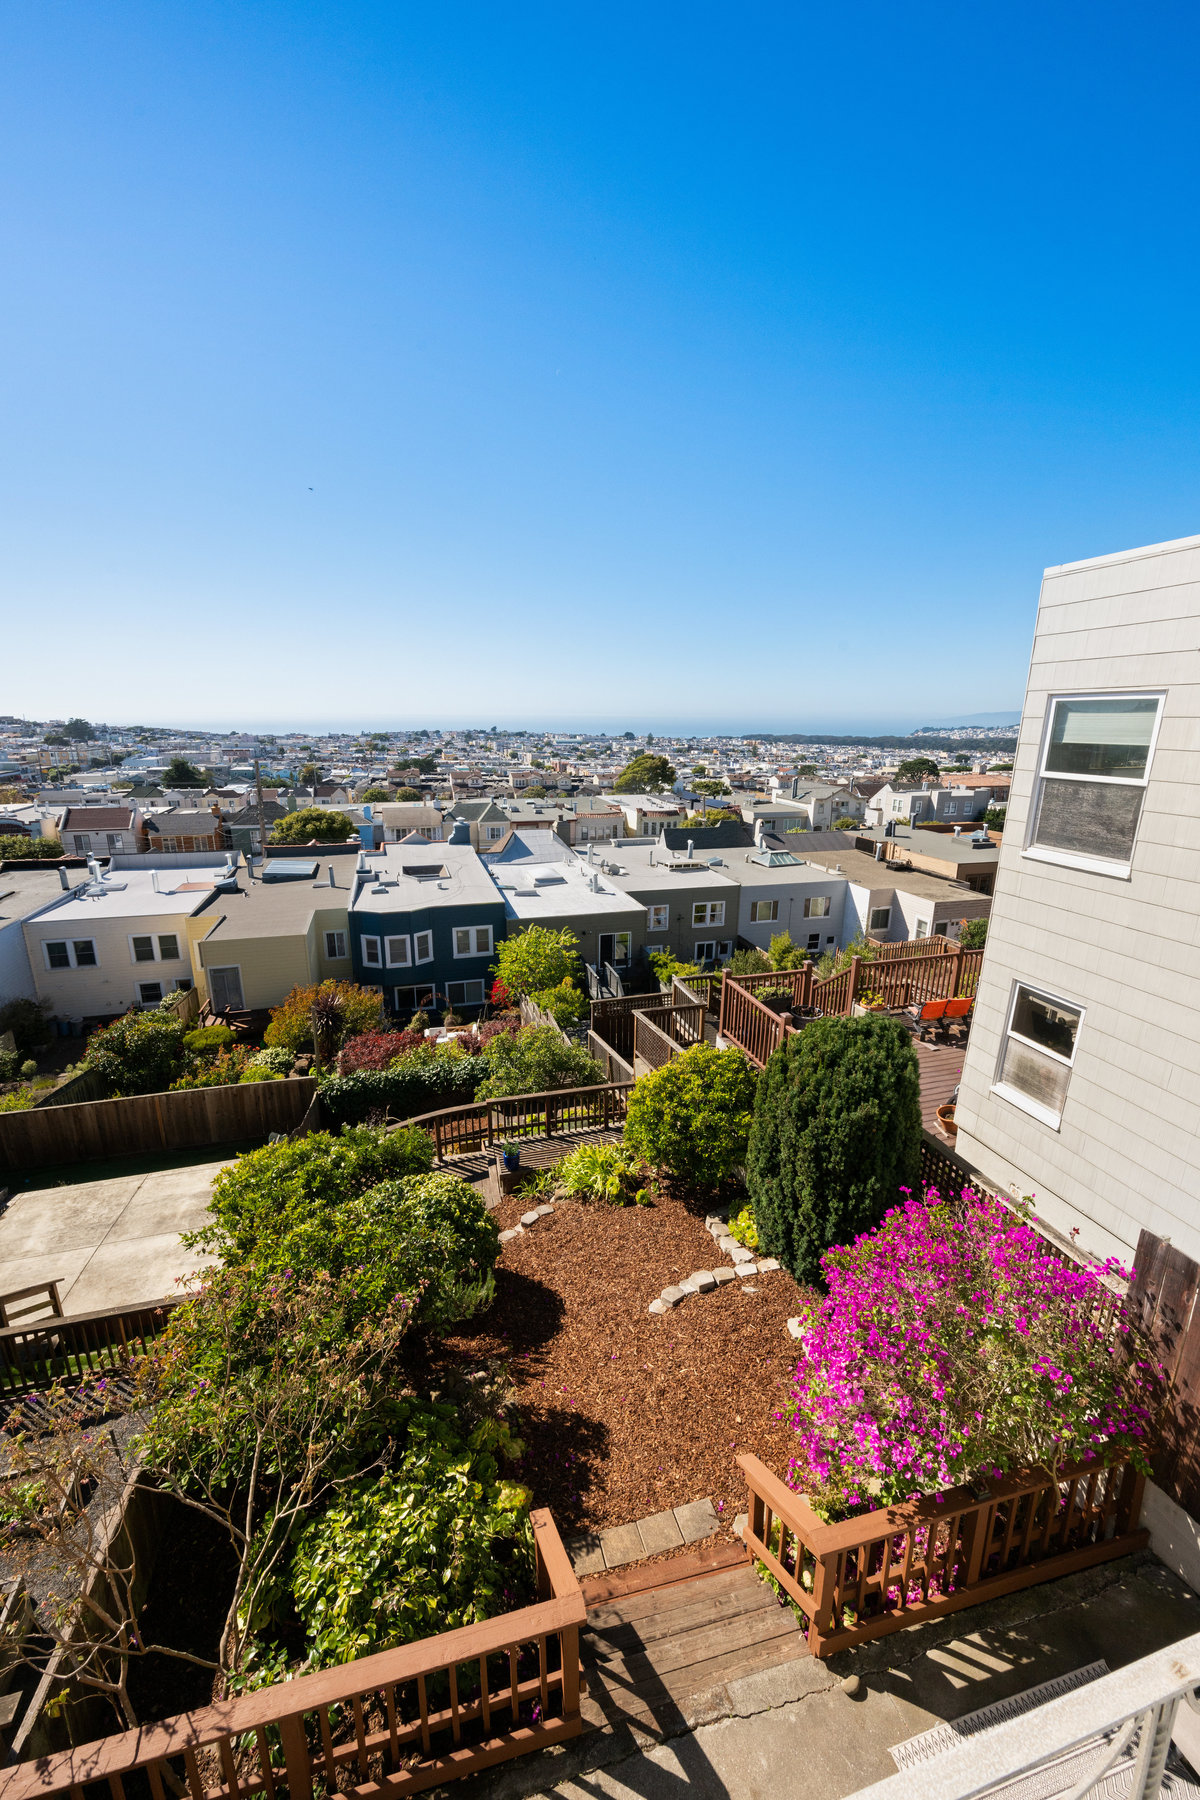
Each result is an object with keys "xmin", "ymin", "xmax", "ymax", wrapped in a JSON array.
[
  {"xmin": 746, "ymin": 1015, "xmax": 921, "ymax": 1285},
  {"xmin": 623, "ymin": 1043, "xmax": 757, "ymax": 1193}
]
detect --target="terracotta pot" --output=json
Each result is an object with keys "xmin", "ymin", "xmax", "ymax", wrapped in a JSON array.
[{"xmin": 936, "ymin": 1102, "xmax": 957, "ymax": 1140}]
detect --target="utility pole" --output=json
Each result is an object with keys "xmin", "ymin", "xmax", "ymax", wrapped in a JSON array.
[{"xmin": 254, "ymin": 757, "xmax": 268, "ymax": 882}]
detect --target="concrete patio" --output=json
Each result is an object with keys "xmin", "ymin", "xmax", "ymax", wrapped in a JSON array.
[{"xmin": 0, "ymin": 1159, "xmax": 227, "ymax": 1315}]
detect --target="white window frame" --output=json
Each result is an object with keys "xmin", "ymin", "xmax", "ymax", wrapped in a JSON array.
[
  {"xmin": 694, "ymin": 940, "xmax": 717, "ymax": 963},
  {"xmin": 750, "ymin": 899, "xmax": 779, "ymax": 924},
  {"xmin": 869, "ymin": 906, "xmax": 891, "ymax": 931},
  {"xmin": 385, "ymin": 934, "xmax": 412, "ymax": 968},
  {"xmin": 803, "ymin": 895, "xmax": 831, "ymax": 918},
  {"xmin": 692, "ymin": 901, "xmax": 725, "ymax": 928},
  {"xmin": 43, "ymin": 938, "xmax": 98, "ymax": 970},
  {"xmin": 915, "ymin": 918, "xmax": 929, "ymax": 939},
  {"xmin": 991, "ymin": 980, "xmax": 1086, "ymax": 1130},
  {"xmin": 414, "ymin": 930, "xmax": 434, "ymax": 965},
  {"xmin": 73, "ymin": 833, "xmax": 92, "ymax": 853},
  {"xmin": 324, "ymin": 930, "xmax": 347, "ymax": 960},
  {"xmin": 446, "ymin": 979, "xmax": 486, "ymax": 1007},
  {"xmin": 1023, "ymin": 689, "xmax": 1165, "ymax": 879},
  {"xmin": 157, "ymin": 933, "xmax": 181, "ymax": 962},
  {"xmin": 130, "ymin": 934, "xmax": 158, "ymax": 964},
  {"xmin": 453, "ymin": 925, "xmax": 493, "ymax": 958},
  {"xmin": 647, "ymin": 904, "xmax": 669, "ymax": 931},
  {"xmin": 137, "ymin": 980, "xmax": 164, "ymax": 1007},
  {"xmin": 361, "ymin": 934, "xmax": 382, "ymax": 969}
]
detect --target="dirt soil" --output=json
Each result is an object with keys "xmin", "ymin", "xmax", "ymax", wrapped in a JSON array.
[{"xmin": 434, "ymin": 1192, "xmax": 803, "ymax": 1538}]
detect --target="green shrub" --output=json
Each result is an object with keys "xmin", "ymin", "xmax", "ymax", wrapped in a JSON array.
[
  {"xmin": 170, "ymin": 1046, "xmax": 253, "ymax": 1088},
  {"xmin": 491, "ymin": 926, "xmax": 580, "ymax": 1000},
  {"xmin": 528, "ymin": 979, "xmax": 589, "ymax": 1028},
  {"xmin": 0, "ymin": 1050, "xmax": 19, "ymax": 1082},
  {"xmin": 0, "ymin": 998, "xmax": 52, "ymax": 1055},
  {"xmin": 263, "ymin": 981, "xmax": 383, "ymax": 1056},
  {"xmin": 623, "ymin": 1044, "xmax": 757, "ymax": 1191},
  {"xmin": 727, "ymin": 1203, "xmax": 759, "ymax": 1249},
  {"xmin": 474, "ymin": 1026, "xmax": 602, "ymax": 1101},
  {"xmin": 184, "ymin": 1024, "xmax": 235, "ymax": 1054},
  {"xmin": 247, "ymin": 1046, "xmax": 294, "ymax": 1074},
  {"xmin": 320, "ymin": 1048, "xmax": 485, "ymax": 1127},
  {"xmin": 0, "ymin": 1091, "xmax": 36, "ymax": 1112},
  {"xmin": 959, "ymin": 918, "xmax": 988, "ymax": 949},
  {"xmin": 287, "ymin": 1405, "xmax": 532, "ymax": 1666},
  {"xmin": 746, "ymin": 1015, "xmax": 921, "ymax": 1285},
  {"xmin": 554, "ymin": 1141, "xmax": 648, "ymax": 1206},
  {"xmin": 268, "ymin": 807, "xmax": 356, "ymax": 844},
  {"xmin": 768, "ymin": 932, "xmax": 807, "ymax": 971},
  {"xmin": 18, "ymin": 1059, "xmax": 36, "ymax": 1079},
  {"xmin": 648, "ymin": 950, "xmax": 704, "ymax": 987},
  {"xmin": 239, "ymin": 1065, "xmax": 283, "ymax": 1082},
  {"xmin": 201, "ymin": 1125, "xmax": 435, "ymax": 1261},
  {"xmin": 84, "ymin": 1009, "xmax": 190, "ymax": 1096},
  {"xmin": 0, "ymin": 834, "xmax": 63, "ymax": 861},
  {"xmin": 727, "ymin": 947, "xmax": 771, "ymax": 976}
]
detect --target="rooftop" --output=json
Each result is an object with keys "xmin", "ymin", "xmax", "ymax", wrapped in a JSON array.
[
  {"xmin": 349, "ymin": 843, "xmax": 500, "ymax": 916},
  {"xmin": 494, "ymin": 858, "xmax": 645, "ymax": 923},
  {"xmin": 0, "ymin": 867, "xmax": 91, "ymax": 925},
  {"xmin": 24, "ymin": 864, "xmax": 233, "ymax": 927},
  {"xmin": 801, "ymin": 844, "xmax": 979, "ymax": 900},
  {"xmin": 853, "ymin": 823, "xmax": 1000, "ymax": 865},
  {"xmin": 201, "ymin": 857, "xmax": 351, "ymax": 941}
]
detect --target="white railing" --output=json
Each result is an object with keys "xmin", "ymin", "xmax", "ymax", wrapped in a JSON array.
[{"xmin": 846, "ymin": 1632, "xmax": 1200, "ymax": 1800}]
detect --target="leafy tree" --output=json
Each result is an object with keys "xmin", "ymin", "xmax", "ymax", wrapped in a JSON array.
[
  {"xmin": 959, "ymin": 918, "xmax": 988, "ymax": 949},
  {"xmin": 529, "ymin": 978, "xmax": 589, "ymax": 1027},
  {"xmin": 693, "ymin": 780, "xmax": 731, "ymax": 798},
  {"xmin": 691, "ymin": 764, "xmax": 707, "ymax": 776},
  {"xmin": 0, "ymin": 834, "xmax": 62, "ymax": 860},
  {"xmin": 768, "ymin": 931, "xmax": 808, "ymax": 970},
  {"xmin": 681, "ymin": 809, "xmax": 740, "ymax": 827},
  {"xmin": 62, "ymin": 718, "xmax": 93, "ymax": 741},
  {"xmin": 269, "ymin": 807, "xmax": 356, "ymax": 843},
  {"xmin": 0, "ymin": 998, "xmax": 52, "ymax": 1054},
  {"xmin": 623, "ymin": 1044, "xmax": 756, "ymax": 1191},
  {"xmin": 746, "ymin": 1015, "xmax": 922, "ymax": 1284},
  {"xmin": 163, "ymin": 756, "xmax": 206, "ymax": 787},
  {"xmin": 393, "ymin": 785, "xmax": 423, "ymax": 801},
  {"xmin": 264, "ymin": 980, "xmax": 383, "ymax": 1054},
  {"xmin": 614, "ymin": 753, "xmax": 676, "ymax": 792},
  {"xmin": 474, "ymin": 1026, "xmax": 602, "ymax": 1099},
  {"xmin": 360, "ymin": 786, "xmax": 389, "ymax": 802},
  {"xmin": 492, "ymin": 925, "xmax": 580, "ymax": 1000},
  {"xmin": 522, "ymin": 784, "xmax": 547, "ymax": 797},
  {"xmin": 727, "ymin": 946, "xmax": 771, "ymax": 975},
  {"xmin": 796, "ymin": 764, "xmax": 818, "ymax": 779},
  {"xmin": 816, "ymin": 932, "xmax": 881, "ymax": 979},
  {"xmin": 984, "ymin": 806, "xmax": 1006, "ymax": 829},
  {"xmin": 299, "ymin": 762, "xmax": 320, "ymax": 784},
  {"xmin": 833, "ymin": 815, "xmax": 858, "ymax": 830},
  {"xmin": 84, "ymin": 1009, "xmax": 190, "ymax": 1096},
  {"xmin": 896, "ymin": 757, "xmax": 939, "ymax": 782}
]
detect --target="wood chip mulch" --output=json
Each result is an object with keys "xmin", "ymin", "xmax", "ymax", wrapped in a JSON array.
[{"xmin": 430, "ymin": 1193, "xmax": 804, "ymax": 1539}]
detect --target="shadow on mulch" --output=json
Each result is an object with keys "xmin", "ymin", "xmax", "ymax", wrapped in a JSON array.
[{"xmin": 446, "ymin": 1267, "xmax": 566, "ymax": 1357}]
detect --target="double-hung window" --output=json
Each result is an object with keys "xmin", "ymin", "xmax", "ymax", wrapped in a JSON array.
[
  {"xmin": 647, "ymin": 904, "xmax": 669, "ymax": 932},
  {"xmin": 138, "ymin": 981, "xmax": 163, "ymax": 1006},
  {"xmin": 453, "ymin": 925, "xmax": 492, "ymax": 958},
  {"xmin": 803, "ymin": 895, "xmax": 830, "ymax": 918},
  {"xmin": 130, "ymin": 934, "xmax": 180, "ymax": 963},
  {"xmin": 385, "ymin": 935, "xmax": 411, "ymax": 968},
  {"xmin": 361, "ymin": 935, "xmax": 382, "ymax": 969},
  {"xmin": 993, "ymin": 982, "xmax": 1084, "ymax": 1128},
  {"xmin": 1026, "ymin": 692, "xmax": 1164, "ymax": 877},
  {"xmin": 750, "ymin": 899, "xmax": 778, "ymax": 923},
  {"xmin": 324, "ymin": 930, "xmax": 347, "ymax": 960},
  {"xmin": 692, "ymin": 901, "xmax": 724, "ymax": 928},
  {"xmin": 43, "ymin": 939, "xmax": 97, "ymax": 969},
  {"xmin": 869, "ymin": 906, "xmax": 891, "ymax": 931}
]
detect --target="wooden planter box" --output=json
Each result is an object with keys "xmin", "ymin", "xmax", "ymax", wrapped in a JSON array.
[
  {"xmin": 5, "ymin": 1509, "xmax": 586, "ymax": 1800},
  {"xmin": 738, "ymin": 1451, "xmax": 1147, "ymax": 1659}
]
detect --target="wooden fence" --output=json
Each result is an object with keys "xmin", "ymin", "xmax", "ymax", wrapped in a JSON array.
[
  {"xmin": 0, "ymin": 1077, "xmax": 317, "ymax": 1172},
  {"xmin": 718, "ymin": 947, "xmax": 984, "ymax": 1069},
  {"xmin": 738, "ymin": 1449, "xmax": 1147, "ymax": 1659},
  {"xmin": 33, "ymin": 1068, "xmax": 108, "ymax": 1108},
  {"xmin": 0, "ymin": 1297, "xmax": 178, "ymax": 1396},
  {"xmin": 631, "ymin": 1002, "xmax": 705, "ymax": 1072},
  {"xmin": 5, "ymin": 1508, "xmax": 586, "ymax": 1800},
  {"xmin": 1132, "ymin": 1232, "xmax": 1200, "ymax": 1519},
  {"xmin": 587, "ymin": 1031, "xmax": 635, "ymax": 1085},
  {"xmin": 406, "ymin": 1083, "xmax": 633, "ymax": 1162},
  {"xmin": 589, "ymin": 992, "xmax": 675, "ymax": 1062}
]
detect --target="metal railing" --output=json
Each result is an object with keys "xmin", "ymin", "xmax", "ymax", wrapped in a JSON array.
[{"xmin": 844, "ymin": 1631, "xmax": 1200, "ymax": 1800}]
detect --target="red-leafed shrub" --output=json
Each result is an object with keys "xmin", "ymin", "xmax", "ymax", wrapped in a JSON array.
[
  {"xmin": 489, "ymin": 977, "xmax": 511, "ymax": 1009},
  {"xmin": 339, "ymin": 1031, "xmax": 427, "ymax": 1074},
  {"xmin": 475, "ymin": 1015, "xmax": 523, "ymax": 1050}
]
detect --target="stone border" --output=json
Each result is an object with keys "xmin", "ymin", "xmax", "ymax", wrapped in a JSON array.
[
  {"xmin": 498, "ymin": 1201, "xmax": 556, "ymax": 1244},
  {"xmin": 566, "ymin": 1497, "xmax": 720, "ymax": 1576},
  {"xmin": 648, "ymin": 1210, "xmax": 780, "ymax": 1315}
]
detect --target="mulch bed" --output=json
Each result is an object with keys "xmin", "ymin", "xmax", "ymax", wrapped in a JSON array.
[{"xmin": 431, "ymin": 1192, "xmax": 804, "ymax": 1539}]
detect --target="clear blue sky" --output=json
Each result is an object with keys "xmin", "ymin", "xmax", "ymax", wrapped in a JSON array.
[{"xmin": 4, "ymin": 3, "xmax": 1200, "ymax": 734}]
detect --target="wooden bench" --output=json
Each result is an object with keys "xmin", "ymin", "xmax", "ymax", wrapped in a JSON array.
[{"xmin": 0, "ymin": 1281, "xmax": 64, "ymax": 1329}]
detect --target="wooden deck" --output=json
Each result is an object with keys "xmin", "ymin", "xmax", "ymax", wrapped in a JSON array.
[
  {"xmin": 451, "ymin": 1127, "xmax": 622, "ymax": 1187},
  {"xmin": 580, "ymin": 1559, "xmax": 808, "ymax": 1736},
  {"xmin": 913, "ymin": 1032, "xmax": 966, "ymax": 1134}
]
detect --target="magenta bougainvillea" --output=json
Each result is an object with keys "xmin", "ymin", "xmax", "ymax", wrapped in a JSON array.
[{"xmin": 783, "ymin": 1187, "xmax": 1161, "ymax": 1518}]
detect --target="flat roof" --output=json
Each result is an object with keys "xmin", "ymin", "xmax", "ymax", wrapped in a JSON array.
[
  {"xmin": 801, "ymin": 846, "xmax": 977, "ymax": 900},
  {"xmin": 585, "ymin": 843, "xmax": 740, "ymax": 893},
  {"xmin": 201, "ymin": 858, "xmax": 351, "ymax": 942},
  {"xmin": 349, "ymin": 843, "xmax": 500, "ymax": 916},
  {"xmin": 24, "ymin": 866, "xmax": 229, "ymax": 927},
  {"xmin": 853, "ymin": 825, "xmax": 999, "ymax": 865},
  {"xmin": 496, "ymin": 862, "xmax": 645, "ymax": 923},
  {"xmin": 0, "ymin": 868, "xmax": 91, "ymax": 925}
]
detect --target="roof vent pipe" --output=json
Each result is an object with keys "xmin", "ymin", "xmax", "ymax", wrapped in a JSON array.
[
  {"xmin": 151, "ymin": 870, "xmax": 159, "ymax": 893},
  {"xmin": 687, "ymin": 839, "xmax": 694, "ymax": 860},
  {"xmin": 874, "ymin": 840, "xmax": 883, "ymax": 861},
  {"xmin": 356, "ymin": 851, "xmax": 367, "ymax": 872},
  {"xmin": 58, "ymin": 865, "xmax": 69, "ymax": 890},
  {"xmin": 328, "ymin": 864, "xmax": 336, "ymax": 886}
]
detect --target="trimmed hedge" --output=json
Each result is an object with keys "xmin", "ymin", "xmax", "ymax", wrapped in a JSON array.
[
  {"xmin": 746, "ymin": 1015, "xmax": 921, "ymax": 1285},
  {"xmin": 320, "ymin": 1055, "xmax": 485, "ymax": 1127}
]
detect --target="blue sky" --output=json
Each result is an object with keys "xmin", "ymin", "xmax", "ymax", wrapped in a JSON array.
[{"xmin": 4, "ymin": 3, "xmax": 1200, "ymax": 733}]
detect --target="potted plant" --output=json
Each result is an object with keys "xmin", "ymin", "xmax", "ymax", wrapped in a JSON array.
[{"xmin": 500, "ymin": 1140, "xmax": 522, "ymax": 1173}]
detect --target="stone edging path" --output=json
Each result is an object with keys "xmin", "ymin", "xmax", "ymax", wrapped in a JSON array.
[
  {"xmin": 648, "ymin": 1210, "xmax": 780, "ymax": 1316},
  {"xmin": 565, "ymin": 1497, "xmax": 720, "ymax": 1576}
]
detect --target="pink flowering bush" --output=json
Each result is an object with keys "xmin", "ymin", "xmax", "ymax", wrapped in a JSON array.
[{"xmin": 784, "ymin": 1187, "xmax": 1161, "ymax": 1519}]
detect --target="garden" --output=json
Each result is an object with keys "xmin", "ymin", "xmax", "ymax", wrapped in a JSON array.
[{"xmin": 0, "ymin": 988, "xmax": 1165, "ymax": 1769}]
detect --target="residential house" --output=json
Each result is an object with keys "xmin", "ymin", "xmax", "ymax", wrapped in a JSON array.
[
  {"xmin": 724, "ymin": 845, "xmax": 850, "ymax": 959},
  {"xmin": 144, "ymin": 809, "xmax": 227, "ymax": 854},
  {"xmin": 849, "ymin": 823, "xmax": 1000, "ymax": 894},
  {"xmin": 378, "ymin": 803, "xmax": 446, "ymax": 844},
  {"xmin": 348, "ymin": 839, "xmax": 507, "ymax": 1017},
  {"xmin": 864, "ymin": 782, "xmax": 996, "ymax": 830},
  {"xmin": 222, "ymin": 801, "xmax": 290, "ymax": 857},
  {"xmin": 557, "ymin": 796, "xmax": 625, "ymax": 846},
  {"xmin": 485, "ymin": 830, "xmax": 646, "ymax": 980},
  {"xmin": 444, "ymin": 799, "xmax": 519, "ymax": 849},
  {"xmin": 952, "ymin": 530, "xmax": 1200, "ymax": 1268},
  {"xmin": 58, "ymin": 806, "xmax": 143, "ymax": 858},
  {"xmin": 0, "ymin": 866, "xmax": 91, "ymax": 1004},
  {"xmin": 191, "ymin": 855, "xmax": 354, "ymax": 1013},
  {"xmin": 801, "ymin": 844, "xmax": 991, "ymax": 945},
  {"xmin": 585, "ymin": 840, "xmax": 741, "ymax": 967},
  {"xmin": 604, "ymin": 793, "xmax": 682, "ymax": 837}
]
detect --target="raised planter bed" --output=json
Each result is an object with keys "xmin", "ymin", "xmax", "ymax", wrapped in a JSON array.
[{"xmin": 738, "ymin": 1450, "xmax": 1147, "ymax": 1658}]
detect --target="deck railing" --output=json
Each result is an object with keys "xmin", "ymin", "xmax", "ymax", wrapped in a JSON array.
[
  {"xmin": 405, "ymin": 1084, "xmax": 633, "ymax": 1161},
  {"xmin": 717, "ymin": 980, "xmax": 792, "ymax": 1068},
  {"xmin": 5, "ymin": 1509, "xmax": 585, "ymax": 1800},
  {"xmin": 737, "ymin": 1450, "xmax": 1146, "ymax": 1660},
  {"xmin": 0, "ymin": 1297, "xmax": 178, "ymax": 1396},
  {"xmin": 589, "ymin": 992, "xmax": 675, "ymax": 1061}
]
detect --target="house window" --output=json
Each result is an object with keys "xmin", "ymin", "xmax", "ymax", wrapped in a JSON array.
[
  {"xmin": 414, "ymin": 931, "xmax": 433, "ymax": 964},
  {"xmin": 750, "ymin": 899, "xmax": 779, "ymax": 923},
  {"xmin": 915, "ymin": 919, "xmax": 929, "ymax": 939},
  {"xmin": 361, "ymin": 935, "xmax": 382, "ymax": 968},
  {"xmin": 43, "ymin": 938, "xmax": 97, "ymax": 970},
  {"xmin": 394, "ymin": 984, "xmax": 435, "ymax": 1012},
  {"xmin": 446, "ymin": 979, "xmax": 486, "ymax": 1007},
  {"xmin": 324, "ymin": 930, "xmax": 347, "ymax": 960},
  {"xmin": 694, "ymin": 941, "xmax": 717, "ymax": 963},
  {"xmin": 453, "ymin": 925, "xmax": 493, "ymax": 958},
  {"xmin": 385, "ymin": 935, "xmax": 411, "ymax": 968},
  {"xmin": 174, "ymin": 978, "xmax": 193, "ymax": 992},
  {"xmin": 807, "ymin": 932, "xmax": 820, "ymax": 950},
  {"xmin": 648, "ymin": 904, "xmax": 669, "ymax": 931},
  {"xmin": 73, "ymin": 833, "xmax": 92, "ymax": 853},
  {"xmin": 993, "ymin": 982, "xmax": 1084, "ymax": 1128},
  {"xmin": 803, "ymin": 896, "xmax": 831, "ymax": 918},
  {"xmin": 158, "ymin": 934, "xmax": 180, "ymax": 961},
  {"xmin": 106, "ymin": 833, "xmax": 125, "ymax": 852},
  {"xmin": 131, "ymin": 935, "xmax": 157, "ymax": 963},
  {"xmin": 485, "ymin": 826, "xmax": 505, "ymax": 841},
  {"xmin": 138, "ymin": 981, "xmax": 163, "ymax": 1006},
  {"xmin": 1027, "ymin": 692, "xmax": 1164, "ymax": 876},
  {"xmin": 869, "ymin": 906, "xmax": 891, "ymax": 931},
  {"xmin": 692, "ymin": 901, "xmax": 725, "ymax": 927},
  {"xmin": 933, "ymin": 922, "xmax": 948, "ymax": 937}
]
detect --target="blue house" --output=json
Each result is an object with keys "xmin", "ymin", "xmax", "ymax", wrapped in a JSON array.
[{"xmin": 348, "ymin": 834, "xmax": 507, "ymax": 1018}]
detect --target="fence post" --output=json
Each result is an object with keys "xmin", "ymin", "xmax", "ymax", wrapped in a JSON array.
[
  {"xmin": 278, "ymin": 1710, "xmax": 315, "ymax": 1800},
  {"xmin": 809, "ymin": 1554, "xmax": 838, "ymax": 1654},
  {"xmin": 848, "ymin": 956, "xmax": 861, "ymax": 1011},
  {"xmin": 951, "ymin": 945, "xmax": 965, "ymax": 996}
]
